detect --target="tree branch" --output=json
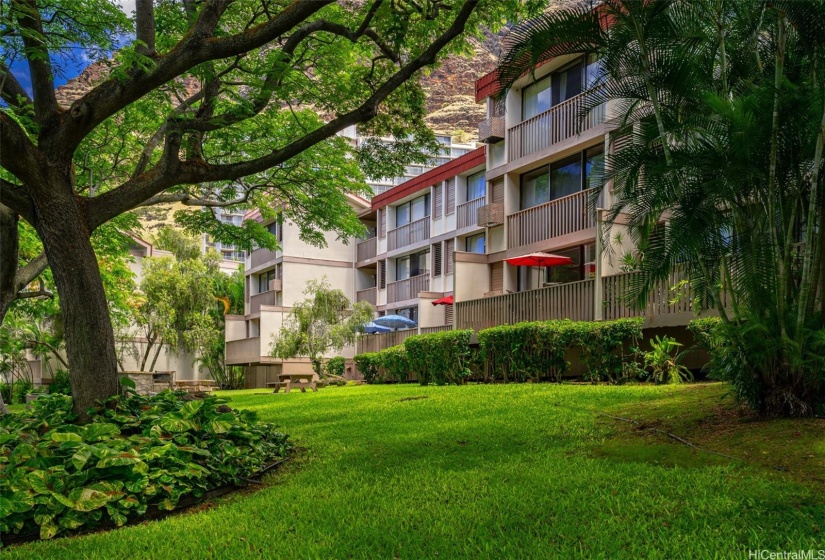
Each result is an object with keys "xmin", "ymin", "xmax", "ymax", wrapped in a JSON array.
[
  {"xmin": 0, "ymin": 60, "xmax": 34, "ymax": 111},
  {"xmin": 60, "ymin": 0, "xmax": 334, "ymax": 151},
  {"xmin": 85, "ymin": 0, "xmax": 479, "ymax": 228},
  {"xmin": 135, "ymin": 0, "xmax": 156, "ymax": 56},
  {"xmin": 12, "ymin": 0, "xmax": 59, "ymax": 125}
]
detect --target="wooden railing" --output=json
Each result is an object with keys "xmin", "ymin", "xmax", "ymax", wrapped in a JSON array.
[
  {"xmin": 388, "ymin": 217, "xmax": 430, "ymax": 251},
  {"xmin": 419, "ymin": 325, "xmax": 453, "ymax": 335},
  {"xmin": 356, "ymin": 329, "xmax": 418, "ymax": 354},
  {"xmin": 507, "ymin": 189, "xmax": 594, "ymax": 248},
  {"xmin": 225, "ymin": 337, "xmax": 261, "ymax": 364},
  {"xmin": 457, "ymin": 197, "xmax": 486, "ymax": 229},
  {"xmin": 356, "ymin": 287, "xmax": 378, "ymax": 306},
  {"xmin": 508, "ymin": 89, "xmax": 606, "ymax": 161},
  {"xmin": 250, "ymin": 290, "xmax": 278, "ymax": 314},
  {"xmin": 357, "ymin": 237, "xmax": 377, "ymax": 262},
  {"xmin": 387, "ymin": 273, "xmax": 429, "ymax": 304},
  {"xmin": 601, "ymin": 269, "xmax": 704, "ymax": 322},
  {"xmin": 250, "ymin": 248, "xmax": 278, "ymax": 269},
  {"xmin": 455, "ymin": 279, "xmax": 595, "ymax": 331}
]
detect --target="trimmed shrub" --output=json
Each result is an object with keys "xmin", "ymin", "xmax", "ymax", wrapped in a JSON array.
[
  {"xmin": 0, "ymin": 391, "xmax": 291, "ymax": 542},
  {"xmin": 404, "ymin": 330, "xmax": 474, "ymax": 385},
  {"xmin": 574, "ymin": 319, "xmax": 643, "ymax": 383},
  {"xmin": 354, "ymin": 353, "xmax": 381, "ymax": 384},
  {"xmin": 377, "ymin": 345, "xmax": 410, "ymax": 383},
  {"xmin": 477, "ymin": 321, "xmax": 573, "ymax": 382},
  {"xmin": 324, "ymin": 356, "xmax": 346, "ymax": 378}
]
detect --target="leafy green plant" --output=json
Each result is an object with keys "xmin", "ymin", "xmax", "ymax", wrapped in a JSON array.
[
  {"xmin": 11, "ymin": 379, "xmax": 35, "ymax": 405},
  {"xmin": 0, "ymin": 392, "xmax": 290, "ymax": 542},
  {"xmin": 404, "ymin": 330, "xmax": 474, "ymax": 385},
  {"xmin": 324, "ymin": 357, "xmax": 346, "ymax": 378},
  {"xmin": 643, "ymin": 336, "xmax": 692, "ymax": 385},
  {"xmin": 377, "ymin": 346, "xmax": 410, "ymax": 383},
  {"xmin": 48, "ymin": 369, "xmax": 73, "ymax": 396},
  {"xmin": 354, "ymin": 353, "xmax": 381, "ymax": 384}
]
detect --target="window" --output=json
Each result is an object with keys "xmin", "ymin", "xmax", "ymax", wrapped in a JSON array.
[
  {"xmin": 515, "ymin": 243, "xmax": 596, "ymax": 291},
  {"xmin": 432, "ymin": 184, "xmax": 443, "ymax": 218},
  {"xmin": 378, "ymin": 208, "xmax": 386, "ymax": 238},
  {"xmin": 465, "ymin": 233, "xmax": 485, "ymax": 254},
  {"xmin": 585, "ymin": 53, "xmax": 603, "ymax": 89},
  {"xmin": 432, "ymin": 243, "xmax": 442, "ymax": 277},
  {"xmin": 395, "ymin": 306, "xmax": 418, "ymax": 324},
  {"xmin": 258, "ymin": 269, "xmax": 278, "ymax": 293},
  {"xmin": 267, "ymin": 220, "xmax": 283, "ymax": 243},
  {"xmin": 445, "ymin": 239, "xmax": 455, "ymax": 274},
  {"xmin": 396, "ymin": 250, "xmax": 428, "ymax": 280},
  {"xmin": 379, "ymin": 259, "xmax": 386, "ymax": 289},
  {"xmin": 395, "ymin": 193, "xmax": 430, "ymax": 227},
  {"xmin": 445, "ymin": 178, "xmax": 455, "ymax": 214},
  {"xmin": 552, "ymin": 58, "xmax": 584, "ymax": 106},
  {"xmin": 466, "ymin": 171, "xmax": 486, "ymax": 201},
  {"xmin": 520, "ymin": 144, "xmax": 604, "ymax": 210},
  {"xmin": 522, "ymin": 75, "xmax": 551, "ymax": 120}
]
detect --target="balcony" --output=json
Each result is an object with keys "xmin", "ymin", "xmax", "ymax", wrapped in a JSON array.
[
  {"xmin": 225, "ymin": 337, "xmax": 261, "ymax": 365},
  {"xmin": 457, "ymin": 197, "xmax": 485, "ymax": 229},
  {"xmin": 387, "ymin": 273, "xmax": 429, "ymax": 304},
  {"xmin": 508, "ymin": 89, "xmax": 605, "ymax": 162},
  {"xmin": 356, "ymin": 287, "xmax": 377, "ymax": 306},
  {"xmin": 250, "ymin": 248, "xmax": 279, "ymax": 269},
  {"xmin": 507, "ymin": 189, "xmax": 594, "ymax": 249},
  {"xmin": 477, "ymin": 203, "xmax": 504, "ymax": 227},
  {"xmin": 387, "ymin": 217, "xmax": 430, "ymax": 251},
  {"xmin": 478, "ymin": 116, "xmax": 505, "ymax": 143},
  {"xmin": 357, "ymin": 237, "xmax": 377, "ymax": 262},
  {"xmin": 250, "ymin": 290, "xmax": 278, "ymax": 314},
  {"xmin": 268, "ymin": 278, "xmax": 282, "ymax": 292}
]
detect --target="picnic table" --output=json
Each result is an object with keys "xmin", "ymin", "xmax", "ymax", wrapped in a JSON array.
[{"xmin": 266, "ymin": 373, "xmax": 317, "ymax": 394}]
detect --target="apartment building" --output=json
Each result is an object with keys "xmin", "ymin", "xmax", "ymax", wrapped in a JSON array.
[
  {"xmin": 224, "ymin": 194, "xmax": 370, "ymax": 387},
  {"xmin": 353, "ymin": 147, "xmax": 487, "ymax": 352}
]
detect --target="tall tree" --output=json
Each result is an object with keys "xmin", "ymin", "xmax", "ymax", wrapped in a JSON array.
[
  {"xmin": 271, "ymin": 278, "xmax": 374, "ymax": 377},
  {"xmin": 499, "ymin": 0, "xmax": 825, "ymax": 416},
  {"xmin": 0, "ymin": 0, "xmax": 523, "ymax": 417}
]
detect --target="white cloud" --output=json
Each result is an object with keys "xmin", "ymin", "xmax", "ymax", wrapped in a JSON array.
[{"xmin": 114, "ymin": 0, "xmax": 137, "ymax": 16}]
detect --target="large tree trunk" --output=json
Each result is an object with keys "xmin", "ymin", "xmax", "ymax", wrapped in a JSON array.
[
  {"xmin": 0, "ymin": 204, "xmax": 20, "ymax": 325},
  {"xmin": 30, "ymin": 178, "xmax": 119, "ymax": 420}
]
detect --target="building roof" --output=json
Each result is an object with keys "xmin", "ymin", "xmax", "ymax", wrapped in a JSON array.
[{"xmin": 371, "ymin": 146, "xmax": 486, "ymax": 211}]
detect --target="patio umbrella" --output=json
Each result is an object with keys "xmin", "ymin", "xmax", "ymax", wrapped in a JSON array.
[
  {"xmin": 504, "ymin": 252, "xmax": 574, "ymax": 267},
  {"xmin": 360, "ymin": 321, "xmax": 392, "ymax": 334},
  {"xmin": 373, "ymin": 314, "xmax": 417, "ymax": 330},
  {"xmin": 431, "ymin": 295, "xmax": 454, "ymax": 306}
]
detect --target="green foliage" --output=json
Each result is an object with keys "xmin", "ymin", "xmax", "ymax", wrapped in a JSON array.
[
  {"xmin": 151, "ymin": 227, "xmax": 201, "ymax": 262},
  {"xmin": 642, "ymin": 336, "xmax": 692, "ymax": 385},
  {"xmin": 404, "ymin": 330, "xmax": 474, "ymax": 386},
  {"xmin": 0, "ymin": 392, "xmax": 290, "ymax": 542},
  {"xmin": 376, "ymin": 346, "xmax": 410, "ymax": 384},
  {"xmin": 323, "ymin": 357, "xmax": 346, "ymax": 379},
  {"xmin": 354, "ymin": 353, "xmax": 381, "ymax": 384},
  {"xmin": 270, "ymin": 278, "xmax": 375, "ymax": 377}
]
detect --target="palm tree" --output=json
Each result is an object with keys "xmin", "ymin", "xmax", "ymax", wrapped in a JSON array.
[{"xmin": 498, "ymin": 0, "xmax": 825, "ymax": 416}]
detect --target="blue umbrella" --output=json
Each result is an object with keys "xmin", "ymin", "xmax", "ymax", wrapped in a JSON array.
[
  {"xmin": 373, "ymin": 314, "xmax": 417, "ymax": 330},
  {"xmin": 360, "ymin": 321, "xmax": 392, "ymax": 334}
]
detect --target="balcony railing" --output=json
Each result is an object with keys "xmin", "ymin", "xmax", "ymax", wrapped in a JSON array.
[
  {"xmin": 457, "ymin": 197, "xmax": 486, "ymax": 229},
  {"xmin": 507, "ymin": 189, "xmax": 594, "ymax": 249},
  {"xmin": 508, "ymin": 89, "xmax": 606, "ymax": 161},
  {"xmin": 357, "ymin": 237, "xmax": 377, "ymax": 262},
  {"xmin": 388, "ymin": 217, "xmax": 430, "ymax": 251},
  {"xmin": 387, "ymin": 273, "xmax": 429, "ymax": 304},
  {"xmin": 356, "ymin": 330, "xmax": 418, "ymax": 354},
  {"xmin": 225, "ymin": 337, "xmax": 261, "ymax": 365},
  {"xmin": 419, "ymin": 325, "xmax": 453, "ymax": 335},
  {"xmin": 478, "ymin": 203, "xmax": 504, "ymax": 227},
  {"xmin": 455, "ymin": 279, "xmax": 595, "ymax": 331},
  {"xmin": 356, "ymin": 287, "xmax": 378, "ymax": 306},
  {"xmin": 250, "ymin": 248, "xmax": 279, "ymax": 269},
  {"xmin": 250, "ymin": 290, "xmax": 278, "ymax": 314}
]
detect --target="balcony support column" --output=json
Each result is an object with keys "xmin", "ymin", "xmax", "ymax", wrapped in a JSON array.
[{"xmin": 594, "ymin": 208, "xmax": 604, "ymax": 321}]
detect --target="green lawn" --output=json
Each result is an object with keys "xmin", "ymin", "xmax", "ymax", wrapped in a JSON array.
[{"xmin": 6, "ymin": 383, "xmax": 824, "ymax": 559}]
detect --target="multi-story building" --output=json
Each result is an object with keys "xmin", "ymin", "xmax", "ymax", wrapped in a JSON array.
[
  {"xmin": 224, "ymin": 194, "xmax": 370, "ymax": 387},
  {"xmin": 202, "ymin": 206, "xmax": 247, "ymax": 264}
]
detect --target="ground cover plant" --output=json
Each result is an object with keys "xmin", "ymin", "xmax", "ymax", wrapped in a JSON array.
[
  {"xmin": 0, "ymin": 390, "xmax": 290, "ymax": 543},
  {"xmin": 3, "ymin": 383, "xmax": 822, "ymax": 559}
]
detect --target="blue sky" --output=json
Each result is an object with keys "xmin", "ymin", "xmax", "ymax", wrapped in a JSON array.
[{"xmin": 7, "ymin": 0, "xmax": 135, "ymax": 96}]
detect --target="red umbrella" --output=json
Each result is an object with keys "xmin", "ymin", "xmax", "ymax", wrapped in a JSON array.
[
  {"xmin": 431, "ymin": 294, "xmax": 454, "ymax": 306},
  {"xmin": 505, "ymin": 252, "xmax": 574, "ymax": 267}
]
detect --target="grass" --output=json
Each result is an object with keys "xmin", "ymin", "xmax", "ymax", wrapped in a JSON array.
[{"xmin": 5, "ymin": 382, "xmax": 824, "ymax": 559}]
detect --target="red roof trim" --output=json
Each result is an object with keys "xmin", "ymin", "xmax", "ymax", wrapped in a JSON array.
[
  {"xmin": 475, "ymin": 69, "xmax": 501, "ymax": 103},
  {"xmin": 371, "ymin": 146, "xmax": 486, "ymax": 211}
]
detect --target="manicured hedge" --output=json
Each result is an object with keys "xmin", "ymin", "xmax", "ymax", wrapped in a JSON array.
[
  {"xmin": 404, "ymin": 330, "xmax": 474, "ymax": 385},
  {"xmin": 0, "ymin": 390, "xmax": 291, "ymax": 542},
  {"xmin": 355, "ymin": 318, "xmax": 643, "ymax": 385}
]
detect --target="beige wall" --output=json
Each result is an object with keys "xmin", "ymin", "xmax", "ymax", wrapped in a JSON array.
[
  {"xmin": 418, "ymin": 293, "xmax": 446, "ymax": 328},
  {"xmin": 454, "ymin": 259, "xmax": 490, "ymax": 302}
]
